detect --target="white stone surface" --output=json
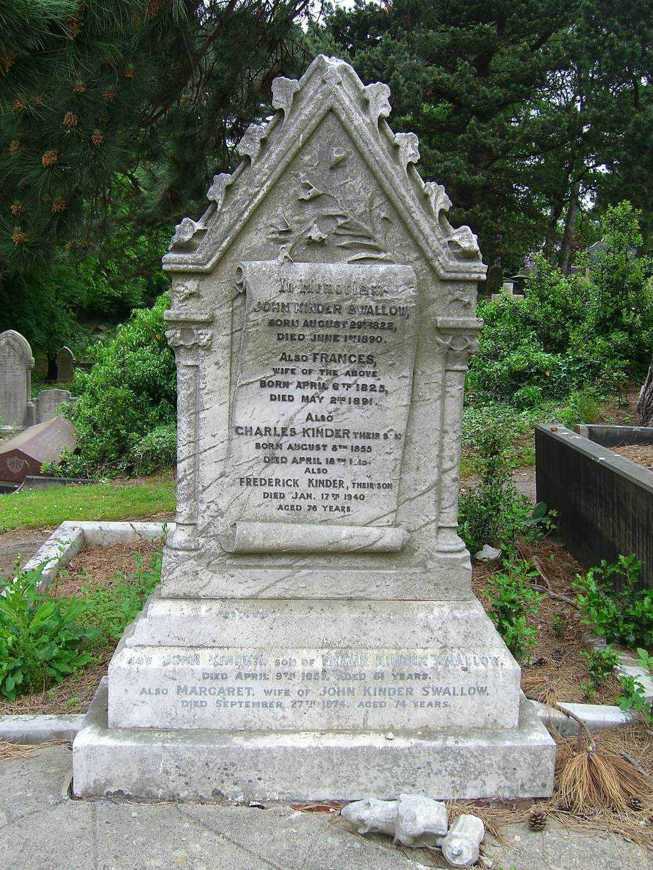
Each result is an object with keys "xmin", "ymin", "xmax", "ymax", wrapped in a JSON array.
[
  {"xmin": 73, "ymin": 680, "xmax": 556, "ymax": 802},
  {"xmin": 109, "ymin": 598, "xmax": 520, "ymax": 731},
  {"xmin": 533, "ymin": 700, "xmax": 636, "ymax": 736},
  {"xmin": 0, "ymin": 714, "xmax": 84, "ymax": 743},
  {"xmin": 474, "ymin": 544, "xmax": 501, "ymax": 562}
]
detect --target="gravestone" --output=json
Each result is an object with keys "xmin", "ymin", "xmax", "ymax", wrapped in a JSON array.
[
  {"xmin": 0, "ymin": 417, "xmax": 76, "ymax": 484},
  {"xmin": 56, "ymin": 346, "xmax": 75, "ymax": 382},
  {"xmin": 74, "ymin": 56, "xmax": 555, "ymax": 801},
  {"xmin": 0, "ymin": 330, "xmax": 35, "ymax": 431},
  {"xmin": 491, "ymin": 281, "xmax": 524, "ymax": 302},
  {"xmin": 36, "ymin": 388, "xmax": 73, "ymax": 422}
]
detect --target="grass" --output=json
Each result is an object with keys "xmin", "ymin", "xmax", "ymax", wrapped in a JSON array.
[{"xmin": 0, "ymin": 474, "xmax": 175, "ymax": 531}]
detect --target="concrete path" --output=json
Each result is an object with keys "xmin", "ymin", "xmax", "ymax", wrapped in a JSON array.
[
  {"xmin": 1, "ymin": 746, "xmax": 650, "ymax": 870},
  {"xmin": 0, "ymin": 528, "xmax": 52, "ymax": 577}
]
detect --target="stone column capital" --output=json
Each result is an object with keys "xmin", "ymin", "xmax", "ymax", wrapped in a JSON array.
[
  {"xmin": 165, "ymin": 326, "xmax": 213, "ymax": 355},
  {"xmin": 434, "ymin": 316, "xmax": 482, "ymax": 370}
]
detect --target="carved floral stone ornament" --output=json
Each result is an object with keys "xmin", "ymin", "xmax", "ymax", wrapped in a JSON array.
[{"xmin": 73, "ymin": 55, "xmax": 555, "ymax": 806}]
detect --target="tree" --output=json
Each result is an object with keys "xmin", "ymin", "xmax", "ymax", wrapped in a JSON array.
[{"xmin": 0, "ymin": 0, "xmax": 312, "ymax": 352}]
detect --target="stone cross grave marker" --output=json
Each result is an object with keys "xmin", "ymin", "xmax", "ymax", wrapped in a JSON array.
[
  {"xmin": 0, "ymin": 330, "xmax": 35, "ymax": 431},
  {"xmin": 56, "ymin": 346, "xmax": 75, "ymax": 382},
  {"xmin": 73, "ymin": 55, "xmax": 555, "ymax": 802},
  {"xmin": 491, "ymin": 280, "xmax": 524, "ymax": 302}
]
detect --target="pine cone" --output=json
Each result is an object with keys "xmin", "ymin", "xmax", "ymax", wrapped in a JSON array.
[
  {"xmin": 11, "ymin": 228, "xmax": 27, "ymax": 245},
  {"xmin": 51, "ymin": 198, "xmax": 67, "ymax": 213},
  {"xmin": 41, "ymin": 150, "xmax": 59, "ymax": 167},
  {"xmin": 72, "ymin": 81, "xmax": 87, "ymax": 94},
  {"xmin": 13, "ymin": 99, "xmax": 25, "ymax": 112},
  {"xmin": 528, "ymin": 808, "xmax": 547, "ymax": 831},
  {"xmin": 91, "ymin": 129, "xmax": 104, "ymax": 146},
  {"xmin": 63, "ymin": 111, "xmax": 78, "ymax": 128},
  {"xmin": 10, "ymin": 201, "xmax": 23, "ymax": 217}
]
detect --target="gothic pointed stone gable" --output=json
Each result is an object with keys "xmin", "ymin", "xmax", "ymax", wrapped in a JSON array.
[{"xmin": 162, "ymin": 55, "xmax": 485, "ymax": 282}]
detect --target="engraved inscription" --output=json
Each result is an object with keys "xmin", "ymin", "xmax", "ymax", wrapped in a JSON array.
[{"xmin": 226, "ymin": 262, "xmax": 418, "ymax": 529}]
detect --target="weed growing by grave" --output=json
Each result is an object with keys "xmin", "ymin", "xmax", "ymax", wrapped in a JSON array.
[
  {"xmin": 580, "ymin": 646, "xmax": 619, "ymax": 701},
  {"xmin": 617, "ymin": 674, "xmax": 653, "ymax": 727},
  {"xmin": 485, "ymin": 560, "xmax": 542, "ymax": 661},
  {"xmin": 0, "ymin": 567, "xmax": 97, "ymax": 700},
  {"xmin": 573, "ymin": 555, "xmax": 653, "ymax": 649},
  {"xmin": 75, "ymin": 550, "xmax": 162, "ymax": 643}
]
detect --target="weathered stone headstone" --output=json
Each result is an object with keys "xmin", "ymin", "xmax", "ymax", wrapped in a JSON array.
[
  {"xmin": 56, "ymin": 346, "xmax": 75, "ymax": 382},
  {"xmin": 74, "ymin": 56, "xmax": 554, "ymax": 801},
  {"xmin": 36, "ymin": 388, "xmax": 72, "ymax": 422},
  {"xmin": 0, "ymin": 330, "xmax": 35, "ymax": 431}
]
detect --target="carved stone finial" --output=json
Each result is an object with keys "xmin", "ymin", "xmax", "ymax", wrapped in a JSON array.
[
  {"xmin": 206, "ymin": 173, "xmax": 233, "ymax": 209},
  {"xmin": 365, "ymin": 82, "xmax": 391, "ymax": 124},
  {"xmin": 423, "ymin": 181, "xmax": 452, "ymax": 221},
  {"xmin": 394, "ymin": 132, "xmax": 420, "ymax": 172},
  {"xmin": 170, "ymin": 217, "xmax": 202, "ymax": 250},
  {"xmin": 272, "ymin": 77, "xmax": 300, "ymax": 120},
  {"xmin": 447, "ymin": 226, "xmax": 481, "ymax": 261},
  {"xmin": 236, "ymin": 123, "xmax": 267, "ymax": 163}
]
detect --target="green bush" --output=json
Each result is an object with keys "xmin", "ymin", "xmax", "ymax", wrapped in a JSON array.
[
  {"xmin": 580, "ymin": 645, "xmax": 619, "ymax": 701},
  {"xmin": 486, "ymin": 560, "xmax": 542, "ymax": 661},
  {"xmin": 53, "ymin": 293, "xmax": 176, "ymax": 478},
  {"xmin": 468, "ymin": 203, "xmax": 653, "ymax": 408},
  {"xmin": 0, "ymin": 569, "xmax": 97, "ymax": 700},
  {"xmin": 459, "ymin": 415, "xmax": 553, "ymax": 554},
  {"xmin": 129, "ymin": 424, "xmax": 177, "ymax": 476},
  {"xmin": 573, "ymin": 555, "xmax": 653, "ymax": 649}
]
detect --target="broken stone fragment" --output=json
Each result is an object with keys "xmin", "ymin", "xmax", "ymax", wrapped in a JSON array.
[
  {"xmin": 474, "ymin": 544, "xmax": 502, "ymax": 562},
  {"xmin": 341, "ymin": 794, "xmax": 448, "ymax": 847},
  {"xmin": 438, "ymin": 814, "xmax": 485, "ymax": 867}
]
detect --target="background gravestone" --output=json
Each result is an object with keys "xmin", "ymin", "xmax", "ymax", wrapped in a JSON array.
[
  {"xmin": 0, "ymin": 330, "xmax": 35, "ymax": 431},
  {"xmin": 56, "ymin": 346, "xmax": 75, "ymax": 382},
  {"xmin": 74, "ymin": 56, "xmax": 555, "ymax": 802},
  {"xmin": 36, "ymin": 388, "xmax": 73, "ymax": 422}
]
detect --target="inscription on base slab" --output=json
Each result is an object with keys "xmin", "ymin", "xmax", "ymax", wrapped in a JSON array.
[
  {"xmin": 224, "ymin": 262, "xmax": 417, "ymax": 546},
  {"xmin": 113, "ymin": 647, "xmax": 511, "ymax": 731}
]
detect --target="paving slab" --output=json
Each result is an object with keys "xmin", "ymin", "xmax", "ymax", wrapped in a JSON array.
[{"xmin": 0, "ymin": 746, "xmax": 650, "ymax": 870}]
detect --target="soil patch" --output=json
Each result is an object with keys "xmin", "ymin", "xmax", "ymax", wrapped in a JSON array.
[
  {"xmin": 473, "ymin": 539, "xmax": 621, "ymax": 706},
  {"xmin": 49, "ymin": 541, "xmax": 160, "ymax": 597},
  {"xmin": 611, "ymin": 443, "xmax": 653, "ymax": 471}
]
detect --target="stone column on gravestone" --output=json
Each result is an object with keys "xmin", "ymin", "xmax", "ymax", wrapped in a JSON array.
[
  {"xmin": 434, "ymin": 316, "xmax": 482, "ymax": 554},
  {"xmin": 165, "ymin": 325, "xmax": 213, "ymax": 551}
]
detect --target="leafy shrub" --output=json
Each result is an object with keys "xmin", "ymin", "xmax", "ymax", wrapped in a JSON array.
[
  {"xmin": 617, "ymin": 674, "xmax": 653, "ymax": 727},
  {"xmin": 557, "ymin": 387, "xmax": 602, "ymax": 428},
  {"xmin": 53, "ymin": 293, "xmax": 176, "ymax": 478},
  {"xmin": 129, "ymin": 424, "xmax": 177, "ymax": 476},
  {"xmin": 468, "ymin": 203, "xmax": 653, "ymax": 408},
  {"xmin": 485, "ymin": 560, "xmax": 542, "ymax": 661},
  {"xmin": 459, "ymin": 415, "xmax": 553, "ymax": 554},
  {"xmin": 573, "ymin": 555, "xmax": 653, "ymax": 649},
  {"xmin": 580, "ymin": 645, "xmax": 619, "ymax": 700},
  {"xmin": 0, "ymin": 569, "xmax": 97, "ymax": 700}
]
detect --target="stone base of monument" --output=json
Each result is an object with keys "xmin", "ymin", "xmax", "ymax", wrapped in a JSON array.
[{"xmin": 73, "ymin": 679, "xmax": 554, "ymax": 801}]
